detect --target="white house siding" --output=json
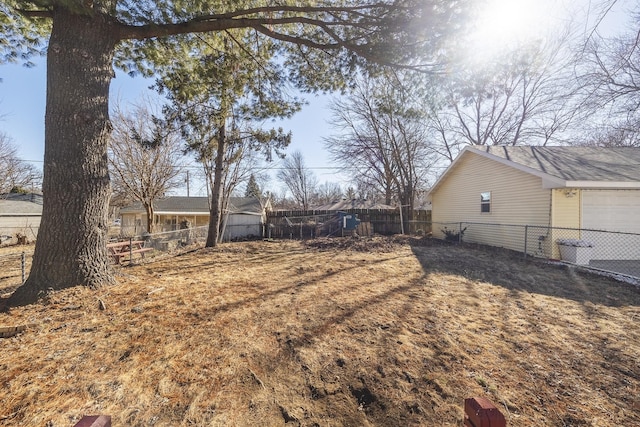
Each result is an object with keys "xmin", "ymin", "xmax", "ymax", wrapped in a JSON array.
[
  {"xmin": 432, "ymin": 152, "xmax": 551, "ymax": 252},
  {"xmin": 120, "ymin": 213, "xmax": 210, "ymax": 235},
  {"xmin": 0, "ymin": 199, "xmax": 43, "ymax": 242},
  {"xmin": 581, "ymin": 189, "xmax": 640, "ymax": 260},
  {"xmin": 0, "ymin": 215, "xmax": 41, "ymax": 241}
]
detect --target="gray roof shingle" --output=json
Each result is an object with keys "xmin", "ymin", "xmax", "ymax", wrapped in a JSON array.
[
  {"xmin": 0, "ymin": 200, "xmax": 43, "ymax": 215},
  {"xmin": 479, "ymin": 146, "xmax": 640, "ymax": 182}
]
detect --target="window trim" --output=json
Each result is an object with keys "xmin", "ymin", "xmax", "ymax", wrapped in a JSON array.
[{"xmin": 480, "ymin": 191, "xmax": 491, "ymax": 213}]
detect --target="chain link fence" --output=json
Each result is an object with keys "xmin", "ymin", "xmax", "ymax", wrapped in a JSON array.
[
  {"xmin": 2, "ymin": 220, "xmax": 637, "ymax": 291},
  {"xmin": 0, "ymin": 226, "xmax": 39, "ymax": 246},
  {"xmin": 115, "ymin": 225, "xmax": 210, "ymax": 256},
  {"xmin": 0, "ymin": 252, "xmax": 32, "ymax": 295},
  {"xmin": 2, "ymin": 226, "xmax": 211, "ymax": 291},
  {"xmin": 432, "ymin": 221, "xmax": 640, "ymax": 279}
]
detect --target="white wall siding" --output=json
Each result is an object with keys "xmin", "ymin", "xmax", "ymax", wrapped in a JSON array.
[{"xmin": 0, "ymin": 215, "xmax": 41, "ymax": 241}]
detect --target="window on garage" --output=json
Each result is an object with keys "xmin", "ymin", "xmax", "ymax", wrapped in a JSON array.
[{"xmin": 481, "ymin": 191, "xmax": 491, "ymax": 213}]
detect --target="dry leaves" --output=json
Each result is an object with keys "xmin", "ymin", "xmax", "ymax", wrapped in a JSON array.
[{"xmin": 1, "ymin": 238, "xmax": 639, "ymax": 426}]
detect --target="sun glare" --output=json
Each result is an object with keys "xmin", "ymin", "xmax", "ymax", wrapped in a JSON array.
[{"xmin": 464, "ymin": 0, "xmax": 553, "ymax": 62}]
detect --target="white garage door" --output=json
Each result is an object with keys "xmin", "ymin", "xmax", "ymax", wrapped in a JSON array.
[
  {"xmin": 582, "ymin": 190, "xmax": 640, "ymax": 260},
  {"xmin": 582, "ymin": 190, "xmax": 640, "ymax": 233}
]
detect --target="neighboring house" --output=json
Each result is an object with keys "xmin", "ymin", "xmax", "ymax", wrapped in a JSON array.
[
  {"xmin": 428, "ymin": 145, "xmax": 640, "ymax": 260},
  {"xmin": 119, "ymin": 196, "xmax": 271, "ymax": 240},
  {"xmin": 0, "ymin": 193, "xmax": 43, "ymax": 244}
]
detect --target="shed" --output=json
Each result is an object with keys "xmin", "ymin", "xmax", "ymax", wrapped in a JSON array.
[
  {"xmin": 428, "ymin": 145, "xmax": 640, "ymax": 261},
  {"xmin": 221, "ymin": 197, "xmax": 271, "ymax": 240}
]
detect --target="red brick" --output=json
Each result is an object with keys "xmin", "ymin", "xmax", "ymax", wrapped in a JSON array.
[
  {"xmin": 464, "ymin": 397, "xmax": 506, "ymax": 427},
  {"xmin": 73, "ymin": 415, "xmax": 111, "ymax": 427}
]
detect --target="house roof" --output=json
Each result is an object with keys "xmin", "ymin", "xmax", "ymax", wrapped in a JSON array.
[
  {"xmin": 0, "ymin": 193, "xmax": 43, "ymax": 205},
  {"xmin": 229, "ymin": 197, "xmax": 269, "ymax": 214},
  {"xmin": 429, "ymin": 145, "xmax": 640, "ymax": 194},
  {"xmin": 312, "ymin": 199, "xmax": 397, "ymax": 211},
  {"xmin": 0, "ymin": 199, "xmax": 43, "ymax": 216},
  {"xmin": 120, "ymin": 196, "xmax": 266, "ymax": 215}
]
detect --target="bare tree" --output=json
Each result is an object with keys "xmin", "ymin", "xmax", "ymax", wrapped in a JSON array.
[
  {"xmin": 326, "ymin": 73, "xmax": 434, "ymax": 217},
  {"xmin": 314, "ymin": 182, "xmax": 343, "ymax": 205},
  {"xmin": 327, "ymin": 82, "xmax": 396, "ymax": 205},
  {"xmin": 577, "ymin": 8, "xmax": 640, "ymax": 147},
  {"xmin": 277, "ymin": 151, "xmax": 317, "ymax": 210},
  {"xmin": 270, "ymin": 188, "xmax": 298, "ymax": 210},
  {"xmin": 429, "ymin": 37, "xmax": 581, "ymax": 161},
  {"xmin": 0, "ymin": 132, "xmax": 41, "ymax": 194},
  {"xmin": 109, "ymin": 100, "xmax": 185, "ymax": 233}
]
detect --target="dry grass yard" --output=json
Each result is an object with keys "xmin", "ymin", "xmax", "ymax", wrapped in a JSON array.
[{"xmin": 1, "ymin": 237, "xmax": 640, "ymax": 426}]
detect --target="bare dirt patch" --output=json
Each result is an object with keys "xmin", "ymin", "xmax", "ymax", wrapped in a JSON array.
[{"xmin": 1, "ymin": 238, "xmax": 639, "ymax": 426}]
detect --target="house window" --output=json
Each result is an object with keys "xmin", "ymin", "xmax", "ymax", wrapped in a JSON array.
[{"xmin": 480, "ymin": 192, "xmax": 491, "ymax": 213}]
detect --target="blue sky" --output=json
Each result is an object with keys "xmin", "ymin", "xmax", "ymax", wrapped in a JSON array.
[
  {"xmin": 0, "ymin": 1, "xmax": 633, "ymax": 197},
  {"xmin": 0, "ymin": 56, "xmax": 337, "ymax": 196},
  {"xmin": 0, "ymin": 60, "xmax": 339, "ymax": 171}
]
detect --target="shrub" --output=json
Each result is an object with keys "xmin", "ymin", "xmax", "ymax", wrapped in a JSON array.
[{"xmin": 441, "ymin": 226, "xmax": 467, "ymax": 242}]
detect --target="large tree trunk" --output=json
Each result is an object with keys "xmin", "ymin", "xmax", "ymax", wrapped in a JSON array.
[
  {"xmin": 8, "ymin": 10, "xmax": 118, "ymax": 306},
  {"xmin": 205, "ymin": 125, "xmax": 226, "ymax": 247}
]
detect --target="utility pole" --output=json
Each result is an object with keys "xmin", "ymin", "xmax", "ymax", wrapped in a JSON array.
[{"xmin": 185, "ymin": 170, "xmax": 190, "ymax": 197}]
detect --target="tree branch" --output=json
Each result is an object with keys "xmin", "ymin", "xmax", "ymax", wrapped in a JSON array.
[
  {"xmin": 112, "ymin": 4, "xmax": 429, "ymax": 70},
  {"xmin": 15, "ymin": 8, "xmax": 53, "ymax": 19},
  {"xmin": 189, "ymin": 4, "xmax": 389, "ymax": 22},
  {"xmin": 118, "ymin": 14, "xmax": 366, "ymax": 44}
]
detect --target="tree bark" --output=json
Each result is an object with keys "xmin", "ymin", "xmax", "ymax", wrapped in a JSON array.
[
  {"xmin": 144, "ymin": 202, "xmax": 155, "ymax": 233},
  {"xmin": 205, "ymin": 124, "xmax": 226, "ymax": 247},
  {"xmin": 8, "ymin": 10, "xmax": 118, "ymax": 306}
]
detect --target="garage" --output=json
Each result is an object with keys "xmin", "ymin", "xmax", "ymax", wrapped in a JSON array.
[
  {"xmin": 582, "ymin": 189, "xmax": 640, "ymax": 260},
  {"xmin": 582, "ymin": 189, "xmax": 640, "ymax": 233}
]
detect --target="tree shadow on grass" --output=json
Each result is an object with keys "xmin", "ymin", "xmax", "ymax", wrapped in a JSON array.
[{"xmin": 408, "ymin": 238, "xmax": 640, "ymax": 308}]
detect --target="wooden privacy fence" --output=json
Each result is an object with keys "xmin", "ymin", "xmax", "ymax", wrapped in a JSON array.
[{"xmin": 267, "ymin": 209, "xmax": 431, "ymax": 238}]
